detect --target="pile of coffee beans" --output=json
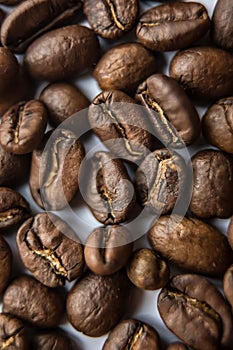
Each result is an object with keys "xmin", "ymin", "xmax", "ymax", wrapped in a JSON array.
[{"xmin": 0, "ymin": 0, "xmax": 232, "ymax": 349}]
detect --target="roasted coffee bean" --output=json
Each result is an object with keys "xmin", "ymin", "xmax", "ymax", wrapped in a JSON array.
[
  {"xmin": 170, "ymin": 47, "xmax": 233, "ymax": 100},
  {"xmin": 88, "ymin": 90, "xmax": 153, "ymax": 161},
  {"xmin": 202, "ymin": 97, "xmax": 233, "ymax": 154},
  {"xmin": 223, "ymin": 265, "xmax": 233, "ymax": 311},
  {"xmin": 66, "ymin": 270, "xmax": 131, "ymax": 337},
  {"xmin": 94, "ymin": 43, "xmax": 157, "ymax": 93},
  {"xmin": 0, "ymin": 237, "xmax": 12, "ymax": 294},
  {"xmin": 33, "ymin": 329, "xmax": 76, "ymax": 350},
  {"xmin": 136, "ymin": 2, "xmax": 210, "ymax": 52},
  {"xmin": 211, "ymin": 0, "xmax": 233, "ymax": 51},
  {"xmin": 82, "ymin": 151, "xmax": 136, "ymax": 224},
  {"xmin": 39, "ymin": 82, "xmax": 89, "ymax": 126},
  {"xmin": 30, "ymin": 129, "xmax": 85, "ymax": 210},
  {"xmin": 135, "ymin": 74, "xmax": 200, "ymax": 146},
  {"xmin": 190, "ymin": 150, "xmax": 233, "ymax": 218},
  {"xmin": 84, "ymin": 0, "xmax": 138, "ymax": 39},
  {"xmin": 166, "ymin": 343, "xmax": 188, "ymax": 350},
  {"xmin": 24, "ymin": 25, "xmax": 100, "ymax": 81},
  {"xmin": 84, "ymin": 226, "xmax": 133, "ymax": 275},
  {"xmin": 102, "ymin": 319, "xmax": 161, "ymax": 350},
  {"xmin": 158, "ymin": 274, "xmax": 233, "ymax": 350},
  {"xmin": 0, "ymin": 0, "xmax": 24, "ymax": 4},
  {"xmin": 0, "ymin": 67, "xmax": 33, "ymax": 118},
  {"xmin": 3, "ymin": 275, "xmax": 64, "ymax": 328},
  {"xmin": 149, "ymin": 215, "xmax": 233, "ymax": 277},
  {"xmin": 0, "ymin": 187, "xmax": 30, "ymax": 230},
  {"xmin": 0, "ymin": 47, "xmax": 18, "ymax": 94},
  {"xmin": 0, "ymin": 9, "xmax": 5, "ymax": 37},
  {"xmin": 0, "ymin": 313, "xmax": 29, "ymax": 350},
  {"xmin": 227, "ymin": 216, "xmax": 233, "ymax": 250},
  {"xmin": 0, "ymin": 100, "xmax": 48, "ymax": 155},
  {"xmin": 17, "ymin": 212, "xmax": 84, "ymax": 288},
  {"xmin": 1, "ymin": 0, "xmax": 83, "ymax": 53},
  {"xmin": 135, "ymin": 149, "xmax": 187, "ymax": 214},
  {"xmin": 127, "ymin": 248, "xmax": 169, "ymax": 290}
]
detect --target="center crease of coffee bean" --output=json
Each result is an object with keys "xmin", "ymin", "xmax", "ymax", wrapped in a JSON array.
[
  {"xmin": 0, "ymin": 208, "xmax": 22, "ymax": 222},
  {"xmin": 99, "ymin": 229, "xmax": 112, "ymax": 262},
  {"xmin": 105, "ymin": 0, "xmax": 125, "ymax": 31},
  {"xmin": 0, "ymin": 325, "xmax": 23, "ymax": 350},
  {"xmin": 126, "ymin": 324, "xmax": 144, "ymax": 349},
  {"xmin": 13, "ymin": 104, "xmax": 25, "ymax": 144}
]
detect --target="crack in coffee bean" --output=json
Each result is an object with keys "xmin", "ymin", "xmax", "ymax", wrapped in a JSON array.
[
  {"xmin": 105, "ymin": 0, "xmax": 125, "ymax": 31},
  {"xmin": 11, "ymin": 103, "xmax": 25, "ymax": 144},
  {"xmin": 126, "ymin": 324, "xmax": 144, "ymax": 349},
  {"xmin": 100, "ymin": 104, "xmax": 143, "ymax": 157},
  {"xmin": 97, "ymin": 170, "xmax": 116, "ymax": 222},
  {"xmin": 0, "ymin": 325, "xmax": 23, "ymax": 350},
  {"xmin": 140, "ymin": 91, "xmax": 180, "ymax": 145},
  {"xmin": 0, "ymin": 208, "xmax": 22, "ymax": 222},
  {"xmin": 99, "ymin": 228, "xmax": 112, "ymax": 264}
]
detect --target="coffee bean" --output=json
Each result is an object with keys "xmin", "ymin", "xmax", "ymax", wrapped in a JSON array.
[
  {"xmin": 170, "ymin": 46, "xmax": 233, "ymax": 100},
  {"xmin": 135, "ymin": 74, "xmax": 200, "ymax": 146},
  {"xmin": 0, "ymin": 144, "xmax": 30, "ymax": 186},
  {"xmin": 149, "ymin": 215, "xmax": 233, "ymax": 277},
  {"xmin": 66, "ymin": 270, "xmax": 131, "ymax": 337},
  {"xmin": 202, "ymin": 97, "xmax": 233, "ymax": 154},
  {"xmin": 0, "ymin": 236, "xmax": 12, "ymax": 294},
  {"xmin": 0, "ymin": 9, "xmax": 5, "ymax": 37},
  {"xmin": 0, "ymin": 100, "xmax": 47, "ymax": 155},
  {"xmin": 0, "ymin": 313, "xmax": 29, "ymax": 350},
  {"xmin": 3, "ymin": 275, "xmax": 64, "ymax": 328},
  {"xmin": 227, "ymin": 216, "xmax": 233, "ymax": 250},
  {"xmin": 1, "ymin": 0, "xmax": 83, "ymax": 53},
  {"xmin": 29, "ymin": 129, "xmax": 85, "ymax": 210},
  {"xmin": 166, "ymin": 343, "xmax": 188, "ymax": 350},
  {"xmin": 137, "ymin": 2, "xmax": 210, "ymax": 52},
  {"xmin": 211, "ymin": 0, "xmax": 233, "ymax": 51},
  {"xmin": 223, "ymin": 265, "xmax": 233, "ymax": 311},
  {"xmin": 102, "ymin": 319, "xmax": 161, "ymax": 350},
  {"xmin": 84, "ymin": 0, "xmax": 138, "ymax": 39},
  {"xmin": 127, "ymin": 248, "xmax": 169, "ymax": 290},
  {"xmin": 158, "ymin": 274, "xmax": 233, "ymax": 350},
  {"xmin": 24, "ymin": 25, "xmax": 100, "ymax": 81},
  {"xmin": 33, "ymin": 329, "xmax": 76, "ymax": 350},
  {"xmin": 0, "ymin": 187, "xmax": 30, "ymax": 230},
  {"xmin": 0, "ymin": 47, "xmax": 19, "ymax": 94},
  {"xmin": 17, "ymin": 212, "xmax": 84, "ymax": 288},
  {"xmin": 88, "ymin": 90, "xmax": 154, "ymax": 161},
  {"xmin": 136, "ymin": 149, "xmax": 187, "ymax": 214},
  {"xmin": 94, "ymin": 43, "xmax": 157, "ymax": 93},
  {"xmin": 0, "ymin": 0, "xmax": 24, "ymax": 5},
  {"xmin": 84, "ymin": 226, "xmax": 133, "ymax": 275},
  {"xmin": 39, "ymin": 82, "xmax": 89, "ymax": 127},
  {"xmin": 82, "ymin": 151, "xmax": 136, "ymax": 224},
  {"xmin": 190, "ymin": 150, "xmax": 233, "ymax": 218}
]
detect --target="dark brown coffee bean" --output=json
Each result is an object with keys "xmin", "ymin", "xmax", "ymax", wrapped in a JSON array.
[
  {"xmin": 84, "ymin": 0, "xmax": 138, "ymax": 39},
  {"xmin": 127, "ymin": 248, "xmax": 169, "ymax": 290},
  {"xmin": 88, "ymin": 90, "xmax": 153, "ymax": 161},
  {"xmin": 17, "ymin": 212, "xmax": 84, "ymax": 288},
  {"xmin": 136, "ymin": 149, "xmax": 187, "ymax": 214},
  {"xmin": 170, "ymin": 46, "xmax": 233, "ymax": 100},
  {"xmin": 0, "ymin": 313, "xmax": 29, "ymax": 350},
  {"xmin": 82, "ymin": 151, "xmax": 136, "ymax": 224},
  {"xmin": 166, "ymin": 343, "xmax": 188, "ymax": 350},
  {"xmin": 0, "ymin": 236, "xmax": 12, "ymax": 294},
  {"xmin": 102, "ymin": 319, "xmax": 161, "ymax": 350},
  {"xmin": 84, "ymin": 226, "xmax": 133, "ymax": 275},
  {"xmin": 211, "ymin": 0, "xmax": 233, "ymax": 51},
  {"xmin": 39, "ymin": 82, "xmax": 89, "ymax": 127},
  {"xmin": 228, "ymin": 216, "xmax": 233, "ymax": 250},
  {"xmin": 94, "ymin": 43, "xmax": 157, "ymax": 93},
  {"xmin": 0, "ymin": 47, "xmax": 18, "ymax": 94},
  {"xmin": 24, "ymin": 25, "xmax": 100, "ymax": 81},
  {"xmin": 0, "ymin": 67, "xmax": 34, "ymax": 118},
  {"xmin": 0, "ymin": 100, "xmax": 47, "ymax": 155},
  {"xmin": 135, "ymin": 74, "xmax": 200, "ymax": 146},
  {"xmin": 66, "ymin": 270, "xmax": 131, "ymax": 337},
  {"xmin": 0, "ymin": 9, "xmax": 5, "ymax": 37},
  {"xmin": 0, "ymin": 187, "xmax": 30, "ymax": 230},
  {"xmin": 29, "ymin": 129, "xmax": 85, "ymax": 210},
  {"xmin": 158, "ymin": 274, "xmax": 233, "ymax": 350},
  {"xmin": 0, "ymin": 0, "xmax": 24, "ymax": 5},
  {"xmin": 190, "ymin": 150, "xmax": 233, "ymax": 218},
  {"xmin": 223, "ymin": 264, "xmax": 233, "ymax": 311},
  {"xmin": 1, "ymin": 0, "xmax": 83, "ymax": 53},
  {"xmin": 202, "ymin": 97, "xmax": 233, "ymax": 154},
  {"xmin": 137, "ymin": 2, "xmax": 210, "ymax": 52},
  {"xmin": 3, "ymin": 275, "xmax": 64, "ymax": 328},
  {"xmin": 0, "ymin": 144, "xmax": 30, "ymax": 186},
  {"xmin": 149, "ymin": 215, "xmax": 233, "ymax": 277},
  {"xmin": 33, "ymin": 329, "xmax": 76, "ymax": 350}
]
